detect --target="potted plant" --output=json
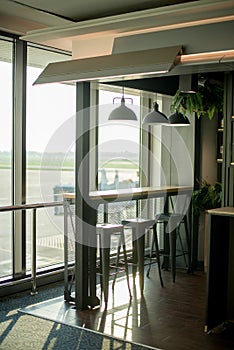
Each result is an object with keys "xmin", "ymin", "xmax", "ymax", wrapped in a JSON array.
[
  {"xmin": 171, "ymin": 79, "xmax": 223, "ymax": 120},
  {"xmin": 192, "ymin": 180, "xmax": 222, "ymax": 216},
  {"xmin": 192, "ymin": 180, "xmax": 222, "ymax": 271}
]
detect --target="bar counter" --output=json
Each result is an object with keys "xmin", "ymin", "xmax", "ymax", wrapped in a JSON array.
[{"xmin": 63, "ymin": 185, "xmax": 193, "ymax": 309}]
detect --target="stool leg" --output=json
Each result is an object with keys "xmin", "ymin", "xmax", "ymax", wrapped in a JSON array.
[
  {"xmin": 153, "ymin": 224, "xmax": 164, "ymax": 287},
  {"xmin": 136, "ymin": 232, "xmax": 145, "ymax": 294},
  {"xmin": 184, "ymin": 216, "xmax": 192, "ymax": 274},
  {"xmin": 162, "ymin": 222, "xmax": 170, "ymax": 270},
  {"xmin": 100, "ymin": 233, "xmax": 111, "ymax": 306},
  {"xmin": 121, "ymin": 234, "xmax": 132, "ymax": 298},
  {"xmin": 112, "ymin": 233, "xmax": 132, "ymax": 298},
  {"xmin": 112, "ymin": 235, "xmax": 122, "ymax": 289},
  {"xmin": 177, "ymin": 225, "xmax": 188, "ymax": 267},
  {"xmin": 146, "ymin": 232, "xmax": 154, "ymax": 277},
  {"xmin": 98, "ymin": 236, "xmax": 103, "ymax": 296},
  {"xmin": 132, "ymin": 228, "xmax": 138, "ymax": 279},
  {"xmin": 169, "ymin": 227, "xmax": 177, "ymax": 283}
]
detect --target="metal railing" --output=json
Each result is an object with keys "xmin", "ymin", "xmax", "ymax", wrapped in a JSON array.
[{"xmin": 0, "ymin": 201, "xmax": 64, "ymax": 294}]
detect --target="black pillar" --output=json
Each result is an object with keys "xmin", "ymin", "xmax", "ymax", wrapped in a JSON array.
[
  {"xmin": 222, "ymin": 72, "xmax": 234, "ymax": 206},
  {"xmin": 75, "ymin": 82, "xmax": 98, "ymax": 309}
]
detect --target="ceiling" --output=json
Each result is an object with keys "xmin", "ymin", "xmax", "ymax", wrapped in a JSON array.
[
  {"xmin": 0, "ymin": 0, "xmax": 233, "ymax": 55},
  {"xmin": 0, "ymin": 0, "xmax": 195, "ymax": 26},
  {"xmin": 0, "ymin": 0, "xmax": 233, "ymax": 88}
]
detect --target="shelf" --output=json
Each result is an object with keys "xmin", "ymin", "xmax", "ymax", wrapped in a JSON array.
[{"xmin": 216, "ymin": 115, "xmax": 224, "ymax": 183}]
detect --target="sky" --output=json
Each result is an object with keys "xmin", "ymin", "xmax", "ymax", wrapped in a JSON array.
[
  {"xmin": 0, "ymin": 61, "xmax": 141, "ymax": 155},
  {"xmin": 0, "ymin": 61, "xmax": 12, "ymax": 152}
]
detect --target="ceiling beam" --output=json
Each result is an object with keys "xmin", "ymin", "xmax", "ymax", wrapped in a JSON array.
[{"xmin": 20, "ymin": 0, "xmax": 234, "ymax": 52}]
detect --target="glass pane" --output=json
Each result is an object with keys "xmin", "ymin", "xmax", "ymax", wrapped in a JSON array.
[
  {"xmin": 0, "ymin": 39, "xmax": 13, "ymax": 278},
  {"xmin": 97, "ymin": 87, "xmax": 140, "ymax": 225},
  {"xmin": 98, "ymin": 88, "xmax": 140, "ymax": 190},
  {"xmin": 26, "ymin": 46, "xmax": 76, "ymax": 271}
]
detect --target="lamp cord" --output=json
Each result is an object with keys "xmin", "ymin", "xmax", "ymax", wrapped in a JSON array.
[{"xmin": 121, "ymin": 85, "xmax": 126, "ymax": 104}]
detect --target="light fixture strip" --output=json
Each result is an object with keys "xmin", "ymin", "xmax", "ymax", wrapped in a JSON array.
[
  {"xmin": 118, "ymin": 15, "xmax": 234, "ymax": 39},
  {"xmin": 179, "ymin": 49, "xmax": 234, "ymax": 65}
]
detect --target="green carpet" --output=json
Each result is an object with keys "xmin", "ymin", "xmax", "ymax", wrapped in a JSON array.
[
  {"xmin": 1, "ymin": 312, "xmax": 155, "ymax": 350},
  {"xmin": 0, "ymin": 284, "xmax": 158, "ymax": 350}
]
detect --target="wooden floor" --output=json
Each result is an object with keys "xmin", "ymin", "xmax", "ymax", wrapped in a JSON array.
[
  {"xmin": 29, "ymin": 267, "xmax": 234, "ymax": 350},
  {"xmin": 77, "ymin": 269, "xmax": 234, "ymax": 350}
]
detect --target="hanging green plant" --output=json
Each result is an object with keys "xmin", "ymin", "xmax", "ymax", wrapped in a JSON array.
[
  {"xmin": 192, "ymin": 180, "xmax": 222, "ymax": 216},
  {"xmin": 171, "ymin": 80, "xmax": 223, "ymax": 120}
]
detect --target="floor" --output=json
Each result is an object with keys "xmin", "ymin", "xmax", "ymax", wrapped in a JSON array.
[{"xmin": 21, "ymin": 267, "xmax": 234, "ymax": 350}]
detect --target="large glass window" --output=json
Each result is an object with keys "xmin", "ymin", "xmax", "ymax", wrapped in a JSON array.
[
  {"xmin": 26, "ymin": 46, "xmax": 76, "ymax": 271},
  {"xmin": 98, "ymin": 85, "xmax": 141, "ymax": 223},
  {"xmin": 0, "ymin": 38, "xmax": 13, "ymax": 278},
  {"xmin": 98, "ymin": 86, "xmax": 140, "ymax": 190}
]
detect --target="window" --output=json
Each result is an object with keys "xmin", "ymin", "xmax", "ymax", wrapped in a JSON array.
[
  {"xmin": 26, "ymin": 46, "xmax": 76, "ymax": 270},
  {"xmin": 97, "ymin": 85, "xmax": 141, "ymax": 223},
  {"xmin": 98, "ymin": 86, "xmax": 140, "ymax": 190},
  {"xmin": 0, "ymin": 38, "xmax": 13, "ymax": 278}
]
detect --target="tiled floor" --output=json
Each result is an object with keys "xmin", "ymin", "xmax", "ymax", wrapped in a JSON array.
[{"xmin": 20, "ymin": 267, "xmax": 234, "ymax": 350}]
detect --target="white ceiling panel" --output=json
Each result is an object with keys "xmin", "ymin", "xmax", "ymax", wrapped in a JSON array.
[
  {"xmin": 3, "ymin": 0, "xmax": 193, "ymax": 21},
  {"xmin": 33, "ymin": 46, "xmax": 181, "ymax": 84}
]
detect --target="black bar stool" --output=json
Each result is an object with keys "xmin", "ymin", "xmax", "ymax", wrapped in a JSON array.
[
  {"xmin": 121, "ymin": 218, "xmax": 164, "ymax": 294},
  {"xmin": 147, "ymin": 213, "xmax": 191, "ymax": 282},
  {"xmin": 96, "ymin": 223, "xmax": 132, "ymax": 306}
]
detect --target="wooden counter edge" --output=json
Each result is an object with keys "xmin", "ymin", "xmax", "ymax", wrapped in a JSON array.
[{"xmin": 208, "ymin": 206, "xmax": 234, "ymax": 217}]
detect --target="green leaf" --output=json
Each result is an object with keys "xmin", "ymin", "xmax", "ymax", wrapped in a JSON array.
[{"xmin": 170, "ymin": 79, "xmax": 224, "ymax": 121}]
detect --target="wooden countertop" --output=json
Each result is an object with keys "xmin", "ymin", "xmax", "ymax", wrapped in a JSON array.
[
  {"xmin": 208, "ymin": 206, "xmax": 234, "ymax": 217},
  {"xmin": 63, "ymin": 185, "xmax": 193, "ymax": 202}
]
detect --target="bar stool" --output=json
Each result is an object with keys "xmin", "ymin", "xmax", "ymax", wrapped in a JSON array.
[
  {"xmin": 147, "ymin": 213, "xmax": 191, "ymax": 283},
  {"xmin": 96, "ymin": 223, "xmax": 132, "ymax": 306},
  {"xmin": 121, "ymin": 218, "xmax": 164, "ymax": 294}
]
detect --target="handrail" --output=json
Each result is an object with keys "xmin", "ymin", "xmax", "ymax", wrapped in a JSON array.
[
  {"xmin": 0, "ymin": 200, "xmax": 64, "ymax": 295},
  {"xmin": 0, "ymin": 201, "xmax": 63, "ymax": 212}
]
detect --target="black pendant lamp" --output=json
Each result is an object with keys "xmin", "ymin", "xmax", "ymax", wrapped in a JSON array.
[
  {"xmin": 168, "ymin": 111, "xmax": 190, "ymax": 126},
  {"xmin": 108, "ymin": 86, "xmax": 137, "ymax": 121},
  {"xmin": 142, "ymin": 102, "xmax": 169, "ymax": 125}
]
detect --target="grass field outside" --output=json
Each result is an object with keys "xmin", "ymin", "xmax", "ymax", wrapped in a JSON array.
[{"xmin": 0, "ymin": 151, "xmax": 139, "ymax": 278}]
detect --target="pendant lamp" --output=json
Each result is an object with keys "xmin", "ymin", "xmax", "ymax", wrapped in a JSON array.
[
  {"xmin": 142, "ymin": 102, "xmax": 169, "ymax": 125},
  {"xmin": 108, "ymin": 86, "xmax": 137, "ymax": 121},
  {"xmin": 168, "ymin": 111, "xmax": 190, "ymax": 126}
]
